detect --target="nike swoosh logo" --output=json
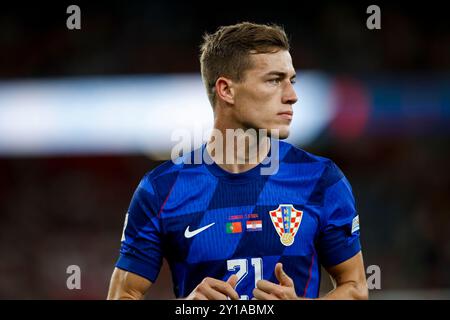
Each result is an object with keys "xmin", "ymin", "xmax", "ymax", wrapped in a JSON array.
[{"xmin": 184, "ymin": 222, "xmax": 215, "ymax": 238}]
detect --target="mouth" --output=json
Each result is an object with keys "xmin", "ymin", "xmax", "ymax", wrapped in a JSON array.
[{"xmin": 277, "ymin": 111, "xmax": 293, "ymax": 121}]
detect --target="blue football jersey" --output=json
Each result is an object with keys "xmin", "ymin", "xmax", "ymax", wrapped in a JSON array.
[{"xmin": 115, "ymin": 140, "xmax": 361, "ymax": 299}]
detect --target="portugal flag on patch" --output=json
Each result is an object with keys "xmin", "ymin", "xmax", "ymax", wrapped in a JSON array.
[{"xmin": 226, "ymin": 222, "xmax": 242, "ymax": 234}]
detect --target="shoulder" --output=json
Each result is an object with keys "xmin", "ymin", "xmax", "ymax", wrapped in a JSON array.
[
  {"xmin": 139, "ymin": 159, "xmax": 181, "ymax": 192},
  {"xmin": 279, "ymin": 141, "xmax": 347, "ymax": 198},
  {"xmin": 279, "ymin": 140, "xmax": 326, "ymax": 163},
  {"xmin": 280, "ymin": 140, "xmax": 343, "ymax": 182},
  {"xmin": 139, "ymin": 147, "xmax": 203, "ymax": 191}
]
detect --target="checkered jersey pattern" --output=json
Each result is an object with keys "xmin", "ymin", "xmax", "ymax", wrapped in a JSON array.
[
  {"xmin": 269, "ymin": 206, "xmax": 303, "ymax": 236},
  {"xmin": 116, "ymin": 140, "xmax": 361, "ymax": 299}
]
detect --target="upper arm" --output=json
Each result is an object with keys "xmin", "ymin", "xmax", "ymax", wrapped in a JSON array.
[
  {"xmin": 107, "ymin": 267, "xmax": 153, "ymax": 300},
  {"xmin": 108, "ymin": 174, "xmax": 162, "ymax": 299},
  {"xmin": 115, "ymin": 174, "xmax": 164, "ymax": 284},
  {"xmin": 325, "ymin": 251, "xmax": 366, "ymax": 287},
  {"xmin": 324, "ymin": 251, "xmax": 368, "ymax": 299},
  {"xmin": 316, "ymin": 169, "xmax": 361, "ymax": 268},
  {"xmin": 314, "ymin": 165, "xmax": 367, "ymax": 299}
]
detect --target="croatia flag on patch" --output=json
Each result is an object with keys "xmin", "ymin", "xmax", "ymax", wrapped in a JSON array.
[{"xmin": 246, "ymin": 220, "xmax": 262, "ymax": 232}]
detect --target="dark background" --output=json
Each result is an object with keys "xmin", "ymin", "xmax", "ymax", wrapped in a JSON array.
[{"xmin": 0, "ymin": 0, "xmax": 449, "ymax": 299}]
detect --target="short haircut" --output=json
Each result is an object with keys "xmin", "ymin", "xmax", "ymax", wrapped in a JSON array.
[{"xmin": 200, "ymin": 22, "xmax": 290, "ymax": 107}]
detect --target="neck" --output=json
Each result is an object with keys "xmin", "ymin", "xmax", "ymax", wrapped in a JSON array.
[{"xmin": 206, "ymin": 118, "xmax": 270, "ymax": 174}]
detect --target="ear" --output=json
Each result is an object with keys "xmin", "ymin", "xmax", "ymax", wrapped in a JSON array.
[{"xmin": 215, "ymin": 76, "xmax": 235, "ymax": 105}]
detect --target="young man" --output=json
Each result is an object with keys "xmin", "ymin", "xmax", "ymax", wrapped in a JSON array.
[{"xmin": 107, "ymin": 22, "xmax": 368, "ymax": 300}]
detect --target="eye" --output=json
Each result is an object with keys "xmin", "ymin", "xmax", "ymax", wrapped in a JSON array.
[
  {"xmin": 267, "ymin": 78, "xmax": 281, "ymax": 85},
  {"xmin": 290, "ymin": 78, "xmax": 296, "ymax": 84}
]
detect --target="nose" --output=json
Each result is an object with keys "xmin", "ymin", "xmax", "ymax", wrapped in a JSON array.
[{"xmin": 282, "ymin": 81, "xmax": 298, "ymax": 105}]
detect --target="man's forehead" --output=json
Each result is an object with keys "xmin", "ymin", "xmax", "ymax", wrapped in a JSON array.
[{"xmin": 248, "ymin": 50, "xmax": 295, "ymax": 75}]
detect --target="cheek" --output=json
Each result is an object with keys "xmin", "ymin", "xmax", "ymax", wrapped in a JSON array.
[
  {"xmin": 239, "ymin": 86, "xmax": 276, "ymax": 111},
  {"xmin": 234, "ymin": 85, "xmax": 282, "ymax": 127}
]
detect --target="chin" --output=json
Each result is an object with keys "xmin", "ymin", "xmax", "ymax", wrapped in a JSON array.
[
  {"xmin": 268, "ymin": 127, "xmax": 290, "ymax": 140},
  {"xmin": 278, "ymin": 131, "xmax": 290, "ymax": 140}
]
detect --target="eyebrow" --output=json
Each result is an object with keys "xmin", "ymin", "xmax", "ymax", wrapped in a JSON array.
[{"xmin": 264, "ymin": 71, "xmax": 297, "ymax": 79}]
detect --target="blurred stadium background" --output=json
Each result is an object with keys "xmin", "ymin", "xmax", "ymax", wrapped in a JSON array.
[{"xmin": 0, "ymin": 1, "xmax": 449, "ymax": 299}]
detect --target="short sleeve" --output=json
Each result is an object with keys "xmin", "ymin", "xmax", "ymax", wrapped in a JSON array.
[
  {"xmin": 115, "ymin": 173, "xmax": 163, "ymax": 282},
  {"xmin": 317, "ymin": 174, "xmax": 361, "ymax": 268}
]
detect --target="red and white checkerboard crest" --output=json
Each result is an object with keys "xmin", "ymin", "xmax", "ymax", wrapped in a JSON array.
[{"xmin": 269, "ymin": 204, "xmax": 303, "ymax": 246}]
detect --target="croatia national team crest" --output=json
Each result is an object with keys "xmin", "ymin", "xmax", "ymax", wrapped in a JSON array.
[{"xmin": 269, "ymin": 204, "xmax": 303, "ymax": 246}]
